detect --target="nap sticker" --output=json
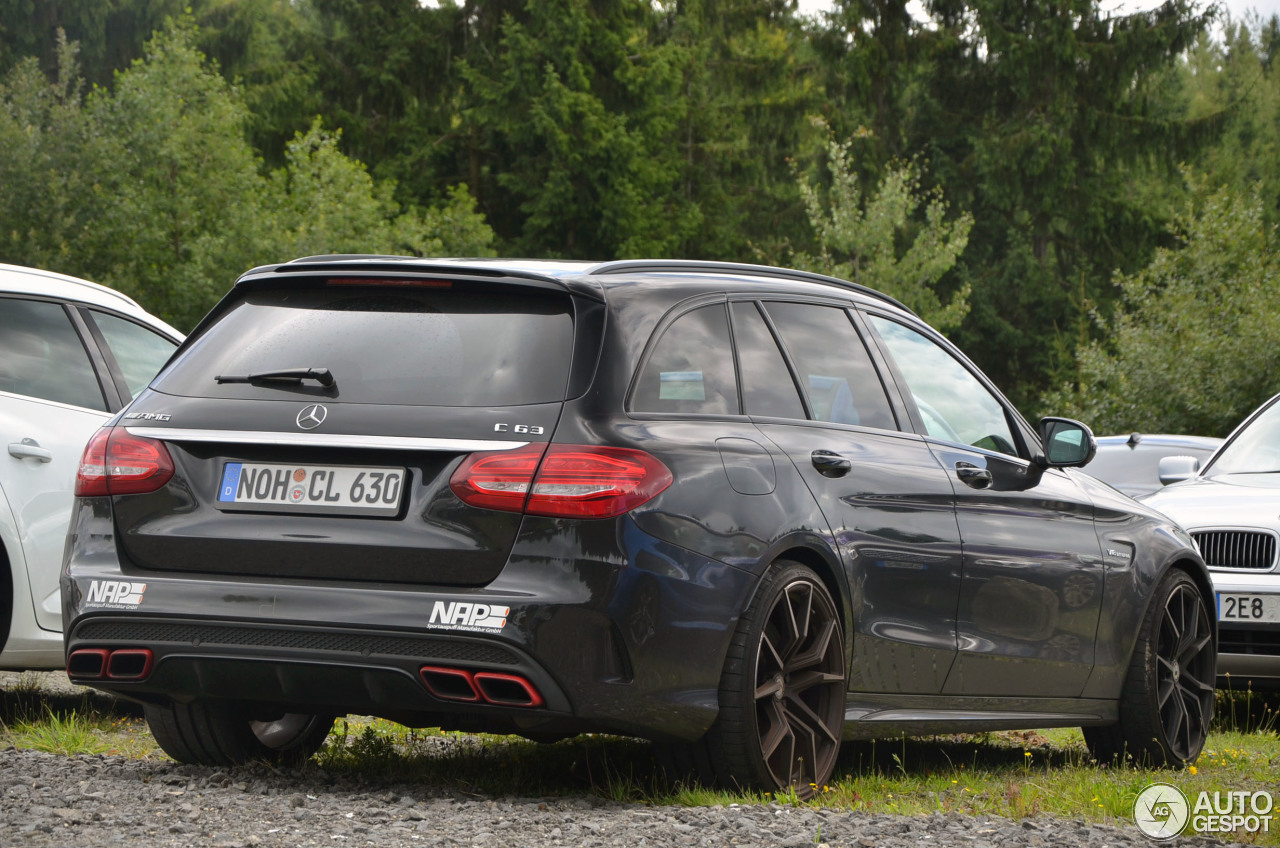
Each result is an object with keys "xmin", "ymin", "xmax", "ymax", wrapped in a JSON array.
[
  {"xmin": 428, "ymin": 601, "xmax": 509, "ymax": 633},
  {"xmin": 85, "ymin": 580, "xmax": 147, "ymax": 609}
]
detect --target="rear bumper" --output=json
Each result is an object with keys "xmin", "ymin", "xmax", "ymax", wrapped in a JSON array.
[
  {"xmin": 65, "ymin": 615, "xmax": 579, "ymax": 733},
  {"xmin": 61, "ymin": 515, "xmax": 758, "ymax": 741}
]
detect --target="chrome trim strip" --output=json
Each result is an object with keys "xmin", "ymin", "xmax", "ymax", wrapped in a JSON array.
[{"xmin": 125, "ymin": 428, "xmax": 530, "ymax": 453}]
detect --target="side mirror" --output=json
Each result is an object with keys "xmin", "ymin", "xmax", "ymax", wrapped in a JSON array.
[
  {"xmin": 1157, "ymin": 455, "xmax": 1201, "ymax": 486},
  {"xmin": 1038, "ymin": 417, "xmax": 1097, "ymax": 468}
]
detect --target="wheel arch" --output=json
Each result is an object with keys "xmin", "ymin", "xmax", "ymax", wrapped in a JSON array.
[
  {"xmin": 758, "ymin": 537, "xmax": 852, "ymax": 660},
  {"xmin": 1083, "ymin": 547, "xmax": 1216, "ymax": 700},
  {"xmin": 1136, "ymin": 555, "xmax": 1218, "ymax": 658}
]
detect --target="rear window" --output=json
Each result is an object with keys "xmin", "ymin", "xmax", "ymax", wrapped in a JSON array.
[{"xmin": 156, "ymin": 286, "xmax": 574, "ymax": 406}]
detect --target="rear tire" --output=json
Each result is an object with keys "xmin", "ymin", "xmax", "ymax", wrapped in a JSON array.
[
  {"xmin": 658, "ymin": 560, "xmax": 846, "ymax": 798},
  {"xmin": 1084, "ymin": 568, "xmax": 1215, "ymax": 767},
  {"xmin": 145, "ymin": 701, "xmax": 334, "ymax": 766}
]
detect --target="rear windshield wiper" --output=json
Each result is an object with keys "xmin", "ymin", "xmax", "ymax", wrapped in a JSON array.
[{"xmin": 215, "ymin": 367, "xmax": 336, "ymax": 388}]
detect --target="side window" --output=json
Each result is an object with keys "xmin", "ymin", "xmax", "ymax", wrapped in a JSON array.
[
  {"xmin": 632, "ymin": 303, "xmax": 739, "ymax": 414},
  {"xmin": 869, "ymin": 315, "xmax": 1019, "ymax": 457},
  {"xmin": 0, "ymin": 298, "xmax": 106, "ymax": 410},
  {"xmin": 730, "ymin": 302, "xmax": 805, "ymax": 419},
  {"xmin": 89, "ymin": 310, "xmax": 178, "ymax": 401},
  {"xmin": 764, "ymin": 302, "xmax": 896, "ymax": 431}
]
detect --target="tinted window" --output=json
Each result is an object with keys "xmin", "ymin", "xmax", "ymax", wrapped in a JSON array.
[
  {"xmin": 156, "ymin": 287, "xmax": 574, "ymax": 406},
  {"xmin": 730, "ymin": 302, "xmax": 805, "ymax": 419},
  {"xmin": 633, "ymin": 303, "xmax": 739, "ymax": 414},
  {"xmin": 90, "ymin": 310, "xmax": 178, "ymax": 401},
  {"xmin": 0, "ymin": 298, "xmax": 105, "ymax": 410},
  {"xmin": 869, "ymin": 315, "xmax": 1019, "ymax": 457},
  {"xmin": 764, "ymin": 302, "xmax": 895, "ymax": 430}
]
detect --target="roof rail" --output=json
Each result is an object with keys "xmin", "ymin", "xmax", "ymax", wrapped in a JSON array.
[{"xmin": 589, "ymin": 260, "xmax": 914, "ymax": 315}]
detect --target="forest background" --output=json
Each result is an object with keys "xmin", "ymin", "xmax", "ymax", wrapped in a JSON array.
[{"xmin": 2, "ymin": 0, "xmax": 1279, "ymax": 435}]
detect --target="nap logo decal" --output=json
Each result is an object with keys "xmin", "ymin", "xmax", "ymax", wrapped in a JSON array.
[
  {"xmin": 428, "ymin": 601, "xmax": 509, "ymax": 633},
  {"xmin": 85, "ymin": 580, "xmax": 147, "ymax": 608}
]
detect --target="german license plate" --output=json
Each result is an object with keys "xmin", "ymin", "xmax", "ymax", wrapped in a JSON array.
[
  {"xmin": 1218, "ymin": 593, "xmax": 1280, "ymax": 623},
  {"xmin": 217, "ymin": 462, "xmax": 405, "ymax": 516}
]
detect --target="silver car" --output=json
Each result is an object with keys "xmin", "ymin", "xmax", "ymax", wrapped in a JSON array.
[
  {"xmin": 1089, "ymin": 433, "xmax": 1224, "ymax": 498},
  {"xmin": 1143, "ymin": 396, "xmax": 1280, "ymax": 691}
]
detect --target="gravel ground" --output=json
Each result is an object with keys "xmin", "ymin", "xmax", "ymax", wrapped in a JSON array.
[
  {"xmin": 0, "ymin": 748, "xmax": 1224, "ymax": 848},
  {"xmin": 0, "ymin": 673, "xmax": 1222, "ymax": 848}
]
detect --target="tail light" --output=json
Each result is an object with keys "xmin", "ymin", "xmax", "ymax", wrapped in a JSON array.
[
  {"xmin": 450, "ymin": 444, "xmax": 672, "ymax": 519},
  {"xmin": 448, "ymin": 445, "xmax": 546, "ymax": 512},
  {"xmin": 75, "ymin": 427, "xmax": 174, "ymax": 497}
]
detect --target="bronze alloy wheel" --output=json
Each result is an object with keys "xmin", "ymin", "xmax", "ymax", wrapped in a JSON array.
[
  {"xmin": 1155, "ymin": 580, "xmax": 1215, "ymax": 762},
  {"xmin": 1083, "ymin": 568, "xmax": 1215, "ymax": 767},
  {"xmin": 752, "ymin": 573, "xmax": 846, "ymax": 794}
]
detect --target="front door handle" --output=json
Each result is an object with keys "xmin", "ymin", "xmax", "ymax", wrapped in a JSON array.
[
  {"xmin": 8, "ymin": 438, "xmax": 53, "ymax": 463},
  {"xmin": 955, "ymin": 461, "xmax": 992, "ymax": 489},
  {"xmin": 811, "ymin": 450, "xmax": 851, "ymax": 478}
]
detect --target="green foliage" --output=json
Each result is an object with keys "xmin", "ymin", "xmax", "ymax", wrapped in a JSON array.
[
  {"xmin": 0, "ymin": 0, "xmax": 187, "ymax": 88},
  {"xmin": 263, "ymin": 121, "xmax": 494, "ymax": 261},
  {"xmin": 460, "ymin": 0, "xmax": 697, "ymax": 257},
  {"xmin": 0, "ymin": 34, "xmax": 93, "ymax": 273},
  {"xmin": 656, "ymin": 0, "xmax": 827, "ymax": 259},
  {"xmin": 300, "ymin": 0, "xmax": 467, "ymax": 197},
  {"xmin": 79, "ymin": 16, "xmax": 267, "ymax": 326},
  {"xmin": 1179, "ymin": 17, "xmax": 1280, "ymax": 223},
  {"xmin": 917, "ymin": 0, "xmax": 1215, "ymax": 410},
  {"xmin": 0, "ymin": 18, "xmax": 495, "ymax": 330},
  {"xmin": 0, "ymin": 0, "xmax": 1272, "ymax": 412},
  {"xmin": 191, "ymin": 0, "xmax": 322, "ymax": 163},
  {"xmin": 1043, "ymin": 178, "xmax": 1280, "ymax": 436},
  {"xmin": 794, "ymin": 127, "xmax": 972, "ymax": 330}
]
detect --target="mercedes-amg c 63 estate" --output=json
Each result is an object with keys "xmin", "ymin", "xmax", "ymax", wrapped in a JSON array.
[{"xmin": 62, "ymin": 257, "xmax": 1215, "ymax": 795}]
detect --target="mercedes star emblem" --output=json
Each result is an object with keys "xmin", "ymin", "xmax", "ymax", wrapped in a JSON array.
[{"xmin": 296, "ymin": 403, "xmax": 328, "ymax": 430}]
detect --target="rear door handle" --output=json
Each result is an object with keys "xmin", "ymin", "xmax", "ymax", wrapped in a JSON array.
[
  {"xmin": 811, "ymin": 450, "xmax": 851, "ymax": 478},
  {"xmin": 8, "ymin": 438, "xmax": 53, "ymax": 463},
  {"xmin": 955, "ymin": 461, "xmax": 992, "ymax": 489}
]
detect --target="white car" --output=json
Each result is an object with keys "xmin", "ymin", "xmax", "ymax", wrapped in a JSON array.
[
  {"xmin": 0, "ymin": 264, "xmax": 182, "ymax": 669},
  {"xmin": 1143, "ymin": 395, "xmax": 1280, "ymax": 691}
]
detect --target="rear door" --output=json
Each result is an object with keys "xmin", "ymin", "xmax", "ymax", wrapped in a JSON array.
[
  {"xmin": 865, "ymin": 313, "xmax": 1105, "ymax": 698},
  {"xmin": 118, "ymin": 278, "xmax": 585, "ymax": 587},
  {"xmin": 739, "ymin": 299, "xmax": 964, "ymax": 695}
]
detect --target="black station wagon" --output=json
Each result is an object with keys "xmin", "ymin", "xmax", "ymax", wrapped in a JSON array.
[{"xmin": 63, "ymin": 258, "xmax": 1215, "ymax": 795}]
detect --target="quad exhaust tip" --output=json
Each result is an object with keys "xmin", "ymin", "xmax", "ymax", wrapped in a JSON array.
[
  {"xmin": 67, "ymin": 647, "xmax": 154, "ymax": 681},
  {"xmin": 419, "ymin": 666, "xmax": 543, "ymax": 708}
]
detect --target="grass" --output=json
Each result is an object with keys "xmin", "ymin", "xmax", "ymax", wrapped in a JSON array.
[
  {"xmin": 0, "ymin": 672, "xmax": 153, "ymax": 759},
  {"xmin": 3, "ymin": 677, "xmax": 1277, "ymax": 844},
  {"xmin": 304, "ymin": 690, "xmax": 1279, "ymax": 843}
]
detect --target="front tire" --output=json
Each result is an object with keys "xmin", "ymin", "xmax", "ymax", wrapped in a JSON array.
[
  {"xmin": 1084, "ymin": 568, "xmax": 1215, "ymax": 766},
  {"xmin": 660, "ymin": 560, "xmax": 847, "ymax": 798},
  {"xmin": 145, "ymin": 701, "xmax": 334, "ymax": 766}
]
